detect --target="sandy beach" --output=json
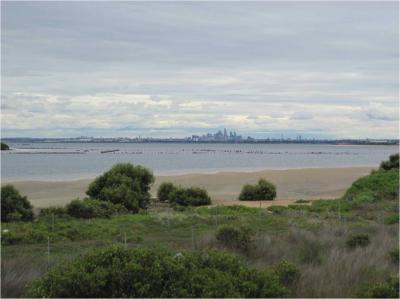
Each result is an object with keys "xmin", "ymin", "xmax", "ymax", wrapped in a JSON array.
[{"xmin": 2, "ymin": 166, "xmax": 374, "ymax": 208}]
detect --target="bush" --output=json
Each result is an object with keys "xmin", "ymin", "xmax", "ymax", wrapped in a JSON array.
[
  {"xmin": 1, "ymin": 185, "xmax": 34, "ymax": 222},
  {"xmin": 273, "ymin": 260, "xmax": 300, "ymax": 286},
  {"xmin": 66, "ymin": 198, "xmax": 127, "ymax": 219},
  {"xmin": 1, "ymin": 142, "xmax": 10, "ymax": 150},
  {"xmin": 357, "ymin": 274, "xmax": 399, "ymax": 298},
  {"xmin": 216, "ymin": 225, "xmax": 252, "ymax": 251},
  {"xmin": 157, "ymin": 182, "xmax": 177, "ymax": 202},
  {"xmin": 343, "ymin": 168, "xmax": 399, "ymax": 202},
  {"xmin": 239, "ymin": 179, "xmax": 276, "ymax": 201},
  {"xmin": 167, "ymin": 185, "xmax": 211, "ymax": 207},
  {"xmin": 346, "ymin": 233, "xmax": 370, "ymax": 249},
  {"xmin": 384, "ymin": 214, "xmax": 399, "ymax": 225},
  {"xmin": 380, "ymin": 153, "xmax": 399, "ymax": 171},
  {"xmin": 86, "ymin": 163, "xmax": 154, "ymax": 212},
  {"xmin": 25, "ymin": 246, "xmax": 290, "ymax": 298}
]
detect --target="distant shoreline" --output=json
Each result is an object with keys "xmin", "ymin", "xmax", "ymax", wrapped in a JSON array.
[{"xmin": 2, "ymin": 166, "xmax": 375, "ymax": 208}]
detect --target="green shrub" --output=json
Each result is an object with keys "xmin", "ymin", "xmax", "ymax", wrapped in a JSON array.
[
  {"xmin": 239, "ymin": 179, "xmax": 276, "ymax": 201},
  {"xmin": 157, "ymin": 182, "xmax": 177, "ymax": 202},
  {"xmin": 343, "ymin": 168, "xmax": 399, "ymax": 202},
  {"xmin": 169, "ymin": 186, "xmax": 211, "ymax": 207},
  {"xmin": 273, "ymin": 260, "xmax": 300, "ymax": 286},
  {"xmin": 1, "ymin": 142, "xmax": 10, "ymax": 150},
  {"xmin": 346, "ymin": 233, "xmax": 370, "ymax": 249},
  {"xmin": 1, "ymin": 185, "xmax": 34, "ymax": 222},
  {"xmin": 25, "ymin": 246, "xmax": 290, "ymax": 298},
  {"xmin": 380, "ymin": 153, "xmax": 399, "ymax": 171},
  {"xmin": 267, "ymin": 205, "xmax": 288, "ymax": 214},
  {"xmin": 86, "ymin": 163, "xmax": 154, "ymax": 212},
  {"xmin": 357, "ymin": 274, "xmax": 399, "ymax": 298},
  {"xmin": 384, "ymin": 214, "xmax": 399, "ymax": 225},
  {"xmin": 66, "ymin": 198, "xmax": 127, "ymax": 219},
  {"xmin": 39, "ymin": 206, "xmax": 68, "ymax": 218},
  {"xmin": 216, "ymin": 225, "xmax": 252, "ymax": 251}
]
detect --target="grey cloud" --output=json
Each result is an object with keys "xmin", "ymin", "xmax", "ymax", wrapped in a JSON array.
[{"xmin": 1, "ymin": 1, "xmax": 398, "ymax": 138}]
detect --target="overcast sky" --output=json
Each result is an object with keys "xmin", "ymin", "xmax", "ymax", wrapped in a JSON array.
[{"xmin": 1, "ymin": 1, "xmax": 399, "ymax": 139}]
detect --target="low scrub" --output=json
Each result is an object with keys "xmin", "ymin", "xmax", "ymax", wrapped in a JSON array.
[
  {"xmin": 346, "ymin": 233, "xmax": 370, "ymax": 249},
  {"xmin": 39, "ymin": 206, "xmax": 68, "ymax": 218},
  {"xmin": 1, "ymin": 185, "xmax": 34, "ymax": 222},
  {"xmin": 267, "ymin": 205, "xmax": 288, "ymax": 214},
  {"xmin": 239, "ymin": 179, "xmax": 276, "ymax": 201},
  {"xmin": 157, "ymin": 182, "xmax": 211, "ymax": 206},
  {"xmin": 356, "ymin": 274, "xmax": 399, "ymax": 298},
  {"xmin": 25, "ymin": 246, "xmax": 291, "ymax": 298},
  {"xmin": 197, "ymin": 205, "xmax": 259, "ymax": 216},
  {"xmin": 66, "ymin": 198, "xmax": 127, "ymax": 219},
  {"xmin": 216, "ymin": 225, "xmax": 253, "ymax": 251}
]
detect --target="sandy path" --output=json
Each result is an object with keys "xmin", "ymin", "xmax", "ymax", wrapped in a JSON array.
[{"xmin": 2, "ymin": 167, "xmax": 374, "ymax": 208}]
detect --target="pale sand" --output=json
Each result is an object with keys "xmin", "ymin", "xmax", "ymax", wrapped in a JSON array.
[{"xmin": 2, "ymin": 167, "xmax": 374, "ymax": 208}]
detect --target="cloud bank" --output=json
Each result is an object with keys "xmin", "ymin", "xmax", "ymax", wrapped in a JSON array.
[{"xmin": 1, "ymin": 1, "xmax": 398, "ymax": 138}]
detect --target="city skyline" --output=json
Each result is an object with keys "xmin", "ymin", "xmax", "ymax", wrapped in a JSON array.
[{"xmin": 2, "ymin": 2, "xmax": 399, "ymax": 139}]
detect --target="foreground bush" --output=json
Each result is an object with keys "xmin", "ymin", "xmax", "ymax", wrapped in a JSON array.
[
  {"xmin": 66, "ymin": 198, "xmax": 127, "ymax": 219},
  {"xmin": 25, "ymin": 246, "xmax": 291, "ymax": 298},
  {"xmin": 157, "ymin": 182, "xmax": 177, "ymax": 202},
  {"xmin": 216, "ymin": 225, "xmax": 252, "ymax": 251},
  {"xmin": 1, "ymin": 185, "xmax": 34, "ymax": 222},
  {"xmin": 346, "ymin": 233, "xmax": 370, "ymax": 249},
  {"xmin": 239, "ymin": 179, "xmax": 276, "ymax": 201},
  {"xmin": 86, "ymin": 163, "xmax": 154, "ymax": 213},
  {"xmin": 158, "ymin": 183, "xmax": 211, "ymax": 206},
  {"xmin": 379, "ymin": 153, "xmax": 399, "ymax": 171},
  {"xmin": 1, "ymin": 142, "xmax": 10, "ymax": 150}
]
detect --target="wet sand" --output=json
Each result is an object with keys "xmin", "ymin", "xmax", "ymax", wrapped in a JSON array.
[{"xmin": 2, "ymin": 166, "xmax": 374, "ymax": 208}]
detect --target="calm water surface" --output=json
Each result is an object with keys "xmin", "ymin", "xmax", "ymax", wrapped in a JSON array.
[{"xmin": 1, "ymin": 142, "xmax": 397, "ymax": 181}]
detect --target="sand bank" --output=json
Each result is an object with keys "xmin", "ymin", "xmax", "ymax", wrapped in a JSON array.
[{"xmin": 2, "ymin": 166, "xmax": 374, "ymax": 208}]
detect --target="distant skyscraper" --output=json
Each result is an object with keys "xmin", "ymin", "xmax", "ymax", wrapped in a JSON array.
[{"xmin": 223, "ymin": 128, "xmax": 227, "ymax": 140}]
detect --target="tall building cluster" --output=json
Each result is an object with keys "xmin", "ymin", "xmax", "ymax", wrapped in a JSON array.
[{"xmin": 191, "ymin": 129, "xmax": 242, "ymax": 142}]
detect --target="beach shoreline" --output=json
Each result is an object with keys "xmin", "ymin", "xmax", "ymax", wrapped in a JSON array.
[{"xmin": 1, "ymin": 166, "xmax": 375, "ymax": 208}]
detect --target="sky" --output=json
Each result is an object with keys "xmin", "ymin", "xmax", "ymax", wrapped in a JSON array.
[{"xmin": 1, "ymin": 1, "xmax": 399, "ymax": 139}]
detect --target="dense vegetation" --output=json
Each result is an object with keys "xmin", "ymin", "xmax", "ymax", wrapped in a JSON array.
[
  {"xmin": 157, "ymin": 182, "xmax": 211, "ymax": 207},
  {"xmin": 65, "ymin": 198, "xmax": 127, "ymax": 219},
  {"xmin": 1, "ymin": 185, "xmax": 33, "ymax": 222},
  {"xmin": 379, "ymin": 153, "xmax": 399, "ymax": 171},
  {"xmin": 239, "ymin": 178, "xmax": 276, "ymax": 201},
  {"xmin": 1, "ymin": 142, "xmax": 10, "ymax": 150},
  {"xmin": 25, "ymin": 246, "xmax": 293, "ymax": 298},
  {"xmin": 1, "ymin": 154, "xmax": 399, "ymax": 298},
  {"xmin": 86, "ymin": 163, "xmax": 154, "ymax": 213}
]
